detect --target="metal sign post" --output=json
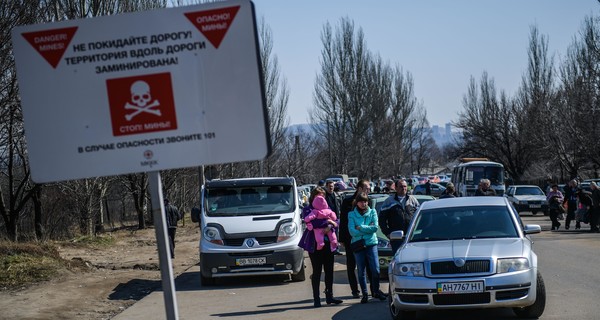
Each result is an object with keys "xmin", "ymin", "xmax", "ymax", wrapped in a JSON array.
[{"xmin": 148, "ymin": 171, "xmax": 179, "ymax": 320}]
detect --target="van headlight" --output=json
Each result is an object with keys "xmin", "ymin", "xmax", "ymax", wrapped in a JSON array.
[
  {"xmin": 393, "ymin": 263, "xmax": 424, "ymax": 277},
  {"xmin": 203, "ymin": 226, "xmax": 224, "ymax": 245},
  {"xmin": 497, "ymin": 258, "xmax": 529, "ymax": 273},
  {"xmin": 277, "ymin": 222, "xmax": 298, "ymax": 242}
]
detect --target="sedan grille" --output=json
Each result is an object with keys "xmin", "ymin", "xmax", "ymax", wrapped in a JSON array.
[{"xmin": 430, "ymin": 260, "xmax": 490, "ymax": 275}]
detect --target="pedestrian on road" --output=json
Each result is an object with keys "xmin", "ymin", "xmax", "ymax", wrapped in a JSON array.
[
  {"xmin": 164, "ymin": 198, "xmax": 181, "ymax": 259},
  {"xmin": 424, "ymin": 179, "xmax": 432, "ymax": 195},
  {"xmin": 475, "ymin": 179, "xmax": 496, "ymax": 196},
  {"xmin": 379, "ymin": 179, "xmax": 419, "ymax": 254},
  {"xmin": 339, "ymin": 179, "xmax": 374, "ymax": 298},
  {"xmin": 563, "ymin": 179, "xmax": 579, "ymax": 230},
  {"xmin": 439, "ymin": 183, "xmax": 457, "ymax": 198},
  {"xmin": 590, "ymin": 182, "xmax": 600, "ymax": 232},
  {"xmin": 546, "ymin": 184, "xmax": 564, "ymax": 230},
  {"xmin": 348, "ymin": 192, "xmax": 388, "ymax": 303},
  {"xmin": 300, "ymin": 187, "xmax": 343, "ymax": 308}
]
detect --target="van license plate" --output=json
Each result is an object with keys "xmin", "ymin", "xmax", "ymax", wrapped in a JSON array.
[
  {"xmin": 236, "ymin": 257, "xmax": 266, "ymax": 266},
  {"xmin": 529, "ymin": 205, "xmax": 541, "ymax": 208},
  {"xmin": 437, "ymin": 281, "xmax": 484, "ymax": 294}
]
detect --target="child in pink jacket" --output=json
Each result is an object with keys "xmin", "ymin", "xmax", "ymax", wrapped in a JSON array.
[{"xmin": 304, "ymin": 195, "xmax": 338, "ymax": 251}]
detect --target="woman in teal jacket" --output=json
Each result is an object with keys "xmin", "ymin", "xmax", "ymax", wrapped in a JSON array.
[{"xmin": 348, "ymin": 192, "xmax": 387, "ymax": 303}]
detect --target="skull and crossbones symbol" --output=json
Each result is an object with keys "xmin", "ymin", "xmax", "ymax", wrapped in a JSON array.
[{"xmin": 124, "ymin": 81, "xmax": 161, "ymax": 121}]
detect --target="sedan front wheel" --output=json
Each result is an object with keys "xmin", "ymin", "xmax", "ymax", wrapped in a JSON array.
[
  {"xmin": 513, "ymin": 271, "xmax": 546, "ymax": 319},
  {"xmin": 389, "ymin": 285, "xmax": 416, "ymax": 320}
]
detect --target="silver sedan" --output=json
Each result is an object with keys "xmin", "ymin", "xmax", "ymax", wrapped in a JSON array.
[{"xmin": 388, "ymin": 197, "xmax": 545, "ymax": 319}]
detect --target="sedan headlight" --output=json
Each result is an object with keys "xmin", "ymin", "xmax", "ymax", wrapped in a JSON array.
[
  {"xmin": 518, "ymin": 200, "xmax": 528, "ymax": 205},
  {"xmin": 393, "ymin": 263, "xmax": 424, "ymax": 277},
  {"xmin": 377, "ymin": 237, "xmax": 390, "ymax": 249},
  {"xmin": 497, "ymin": 258, "xmax": 530, "ymax": 273},
  {"xmin": 277, "ymin": 221, "xmax": 298, "ymax": 242}
]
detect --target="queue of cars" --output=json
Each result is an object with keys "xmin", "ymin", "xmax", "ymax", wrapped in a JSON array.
[{"xmin": 197, "ymin": 176, "xmax": 546, "ymax": 318}]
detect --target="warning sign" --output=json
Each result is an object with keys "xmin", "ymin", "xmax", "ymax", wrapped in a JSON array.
[
  {"xmin": 21, "ymin": 27, "xmax": 78, "ymax": 68},
  {"xmin": 11, "ymin": 0, "xmax": 270, "ymax": 183},
  {"xmin": 184, "ymin": 6, "xmax": 240, "ymax": 49},
  {"xmin": 106, "ymin": 72, "xmax": 177, "ymax": 136}
]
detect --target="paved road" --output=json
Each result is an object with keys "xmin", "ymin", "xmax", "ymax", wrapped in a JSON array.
[{"xmin": 114, "ymin": 212, "xmax": 600, "ymax": 320}]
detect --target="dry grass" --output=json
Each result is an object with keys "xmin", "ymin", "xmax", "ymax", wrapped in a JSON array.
[
  {"xmin": 0, "ymin": 237, "xmax": 109, "ymax": 290},
  {"xmin": 0, "ymin": 242, "xmax": 65, "ymax": 289}
]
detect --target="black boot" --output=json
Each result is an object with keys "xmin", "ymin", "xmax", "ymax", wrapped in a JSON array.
[
  {"xmin": 325, "ymin": 290, "xmax": 343, "ymax": 305},
  {"xmin": 311, "ymin": 275, "xmax": 321, "ymax": 307},
  {"xmin": 361, "ymin": 293, "xmax": 369, "ymax": 304},
  {"xmin": 313, "ymin": 297, "xmax": 321, "ymax": 308}
]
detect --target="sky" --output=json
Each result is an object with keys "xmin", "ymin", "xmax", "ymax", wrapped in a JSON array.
[{"xmin": 250, "ymin": 0, "xmax": 600, "ymax": 127}]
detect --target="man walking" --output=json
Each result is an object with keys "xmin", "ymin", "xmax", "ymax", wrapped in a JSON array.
[
  {"xmin": 164, "ymin": 198, "xmax": 182, "ymax": 259},
  {"xmin": 590, "ymin": 182, "xmax": 600, "ymax": 232}
]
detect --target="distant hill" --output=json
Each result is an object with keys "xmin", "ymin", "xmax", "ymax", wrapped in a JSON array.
[
  {"xmin": 284, "ymin": 123, "xmax": 318, "ymax": 136},
  {"xmin": 284, "ymin": 123, "xmax": 460, "ymax": 147}
]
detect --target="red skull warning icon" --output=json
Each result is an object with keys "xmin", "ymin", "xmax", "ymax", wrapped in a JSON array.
[
  {"xmin": 125, "ymin": 81, "xmax": 162, "ymax": 121},
  {"xmin": 107, "ymin": 73, "xmax": 177, "ymax": 136}
]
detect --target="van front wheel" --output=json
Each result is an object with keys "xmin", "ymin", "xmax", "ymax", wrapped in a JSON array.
[{"xmin": 201, "ymin": 273, "xmax": 216, "ymax": 286}]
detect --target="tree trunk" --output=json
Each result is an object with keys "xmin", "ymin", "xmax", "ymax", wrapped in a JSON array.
[{"xmin": 33, "ymin": 187, "xmax": 44, "ymax": 241}]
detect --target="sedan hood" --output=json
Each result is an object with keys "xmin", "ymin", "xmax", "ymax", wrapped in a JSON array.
[{"xmin": 399, "ymin": 238, "xmax": 526, "ymax": 262}]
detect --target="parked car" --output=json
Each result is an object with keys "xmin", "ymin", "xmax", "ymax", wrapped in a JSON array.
[
  {"xmin": 504, "ymin": 185, "xmax": 548, "ymax": 215},
  {"xmin": 437, "ymin": 181, "xmax": 449, "ymax": 188},
  {"xmin": 412, "ymin": 194, "xmax": 436, "ymax": 204},
  {"xmin": 438, "ymin": 174, "xmax": 451, "ymax": 182},
  {"xmin": 388, "ymin": 197, "xmax": 545, "ymax": 319},
  {"xmin": 374, "ymin": 193, "xmax": 435, "ymax": 278},
  {"xmin": 412, "ymin": 183, "xmax": 446, "ymax": 197},
  {"xmin": 427, "ymin": 175, "xmax": 440, "ymax": 183},
  {"xmin": 405, "ymin": 178, "xmax": 419, "ymax": 191}
]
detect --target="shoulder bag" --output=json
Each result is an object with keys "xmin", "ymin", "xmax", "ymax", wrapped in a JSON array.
[{"xmin": 350, "ymin": 212, "xmax": 368, "ymax": 252}]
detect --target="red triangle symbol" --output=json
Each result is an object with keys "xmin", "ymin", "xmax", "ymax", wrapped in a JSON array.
[
  {"xmin": 21, "ymin": 27, "xmax": 78, "ymax": 69},
  {"xmin": 184, "ymin": 6, "xmax": 240, "ymax": 49}
]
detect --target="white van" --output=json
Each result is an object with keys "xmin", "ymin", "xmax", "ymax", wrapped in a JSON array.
[{"xmin": 198, "ymin": 177, "xmax": 305, "ymax": 286}]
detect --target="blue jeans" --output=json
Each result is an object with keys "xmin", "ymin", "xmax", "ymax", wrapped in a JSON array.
[{"xmin": 353, "ymin": 244, "xmax": 380, "ymax": 295}]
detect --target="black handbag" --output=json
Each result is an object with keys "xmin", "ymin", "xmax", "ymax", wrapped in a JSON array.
[{"xmin": 350, "ymin": 238, "xmax": 367, "ymax": 252}]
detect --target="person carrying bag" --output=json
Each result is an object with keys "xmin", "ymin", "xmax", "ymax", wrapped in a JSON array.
[{"xmin": 348, "ymin": 192, "xmax": 387, "ymax": 303}]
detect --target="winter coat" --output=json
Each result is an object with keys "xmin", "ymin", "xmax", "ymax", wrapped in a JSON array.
[
  {"xmin": 348, "ymin": 207, "xmax": 379, "ymax": 247},
  {"xmin": 379, "ymin": 194, "xmax": 419, "ymax": 236},
  {"xmin": 339, "ymin": 192, "xmax": 358, "ymax": 243},
  {"xmin": 165, "ymin": 204, "xmax": 181, "ymax": 228}
]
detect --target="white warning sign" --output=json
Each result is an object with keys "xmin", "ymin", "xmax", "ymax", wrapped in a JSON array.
[{"xmin": 11, "ymin": 0, "xmax": 269, "ymax": 183}]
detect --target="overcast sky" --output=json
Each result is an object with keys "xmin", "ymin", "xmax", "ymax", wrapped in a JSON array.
[{"xmin": 251, "ymin": 0, "xmax": 599, "ymax": 127}]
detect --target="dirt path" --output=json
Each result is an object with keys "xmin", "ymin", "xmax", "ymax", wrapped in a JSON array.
[{"xmin": 0, "ymin": 224, "xmax": 200, "ymax": 320}]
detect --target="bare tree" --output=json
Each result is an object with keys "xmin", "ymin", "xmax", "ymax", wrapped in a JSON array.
[
  {"xmin": 259, "ymin": 18, "xmax": 290, "ymax": 177},
  {"xmin": 0, "ymin": 1, "xmax": 44, "ymax": 241}
]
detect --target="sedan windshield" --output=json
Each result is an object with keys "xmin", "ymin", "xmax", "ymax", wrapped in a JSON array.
[
  {"xmin": 409, "ymin": 206, "xmax": 518, "ymax": 241},
  {"xmin": 515, "ymin": 187, "xmax": 544, "ymax": 196}
]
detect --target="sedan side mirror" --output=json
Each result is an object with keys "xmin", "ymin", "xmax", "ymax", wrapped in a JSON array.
[
  {"xmin": 523, "ymin": 224, "xmax": 541, "ymax": 235},
  {"xmin": 390, "ymin": 230, "xmax": 404, "ymax": 240}
]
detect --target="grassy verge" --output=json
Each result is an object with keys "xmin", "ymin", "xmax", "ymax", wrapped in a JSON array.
[
  {"xmin": 0, "ymin": 242, "xmax": 65, "ymax": 289},
  {"xmin": 0, "ymin": 236, "xmax": 115, "ymax": 290}
]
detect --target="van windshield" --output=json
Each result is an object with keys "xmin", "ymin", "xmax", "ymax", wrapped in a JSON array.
[
  {"xmin": 205, "ymin": 185, "xmax": 295, "ymax": 217},
  {"xmin": 466, "ymin": 166, "xmax": 504, "ymax": 185}
]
